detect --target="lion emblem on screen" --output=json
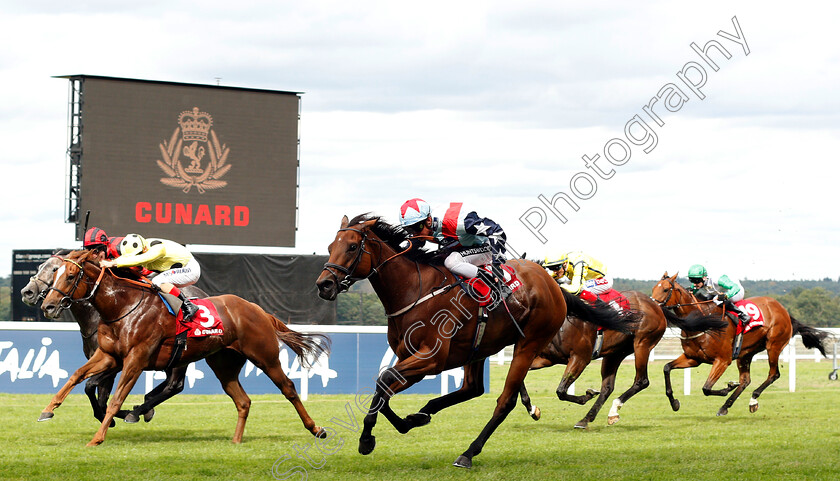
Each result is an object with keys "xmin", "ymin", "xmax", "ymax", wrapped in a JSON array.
[{"xmin": 157, "ymin": 107, "xmax": 231, "ymax": 193}]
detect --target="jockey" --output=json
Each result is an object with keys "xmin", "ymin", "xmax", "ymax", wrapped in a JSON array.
[
  {"xmin": 399, "ymin": 198, "xmax": 509, "ymax": 297},
  {"xmin": 82, "ymin": 227, "xmax": 123, "ymax": 260},
  {"xmin": 100, "ymin": 234, "xmax": 200, "ymax": 322},
  {"xmin": 543, "ymin": 251, "xmax": 612, "ymax": 304},
  {"xmin": 687, "ymin": 264, "xmax": 751, "ymax": 326}
]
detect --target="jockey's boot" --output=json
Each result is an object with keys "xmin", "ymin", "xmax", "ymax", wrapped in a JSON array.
[{"xmin": 178, "ymin": 292, "xmax": 199, "ymax": 322}]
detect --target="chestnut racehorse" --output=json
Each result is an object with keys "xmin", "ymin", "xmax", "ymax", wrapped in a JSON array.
[
  {"xmin": 315, "ymin": 214, "xmax": 636, "ymax": 468},
  {"xmin": 40, "ymin": 249, "xmax": 329, "ymax": 446},
  {"xmin": 518, "ymin": 291, "xmax": 727, "ymax": 429},
  {"xmin": 652, "ymin": 272, "xmax": 828, "ymax": 416},
  {"xmin": 21, "ymin": 249, "xmax": 202, "ymax": 425}
]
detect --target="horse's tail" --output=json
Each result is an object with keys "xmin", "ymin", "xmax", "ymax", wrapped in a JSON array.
[
  {"xmin": 269, "ymin": 315, "xmax": 332, "ymax": 368},
  {"xmin": 790, "ymin": 316, "xmax": 829, "ymax": 357},
  {"xmin": 561, "ymin": 289, "xmax": 637, "ymax": 334},
  {"xmin": 660, "ymin": 306, "xmax": 728, "ymax": 334}
]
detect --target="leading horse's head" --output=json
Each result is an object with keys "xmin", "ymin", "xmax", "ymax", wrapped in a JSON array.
[
  {"xmin": 651, "ymin": 271, "xmax": 691, "ymax": 307},
  {"xmin": 41, "ymin": 250, "xmax": 101, "ymax": 319},
  {"xmin": 316, "ymin": 214, "xmax": 417, "ymax": 301},
  {"xmin": 20, "ymin": 250, "xmax": 74, "ymax": 306}
]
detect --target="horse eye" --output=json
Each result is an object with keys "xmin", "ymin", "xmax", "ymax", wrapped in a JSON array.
[{"xmin": 348, "ymin": 244, "xmax": 358, "ymax": 251}]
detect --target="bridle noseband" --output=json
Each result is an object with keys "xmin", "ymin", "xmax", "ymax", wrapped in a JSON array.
[{"xmin": 321, "ymin": 226, "xmax": 417, "ymax": 293}]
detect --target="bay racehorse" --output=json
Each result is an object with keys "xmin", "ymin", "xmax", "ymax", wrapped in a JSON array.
[
  {"xmin": 518, "ymin": 291, "xmax": 726, "ymax": 429},
  {"xmin": 652, "ymin": 272, "xmax": 829, "ymax": 416},
  {"xmin": 315, "ymin": 214, "xmax": 637, "ymax": 468},
  {"xmin": 39, "ymin": 249, "xmax": 329, "ymax": 446},
  {"xmin": 21, "ymin": 249, "xmax": 206, "ymax": 425}
]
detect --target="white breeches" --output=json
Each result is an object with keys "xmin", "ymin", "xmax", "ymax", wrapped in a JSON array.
[
  {"xmin": 151, "ymin": 258, "xmax": 201, "ymax": 288},
  {"xmin": 444, "ymin": 250, "xmax": 493, "ymax": 278}
]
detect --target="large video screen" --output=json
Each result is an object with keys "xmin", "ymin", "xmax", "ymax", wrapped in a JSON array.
[{"xmin": 70, "ymin": 76, "xmax": 299, "ymax": 247}]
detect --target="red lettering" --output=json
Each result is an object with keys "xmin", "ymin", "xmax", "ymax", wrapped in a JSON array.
[
  {"xmin": 136, "ymin": 202, "xmax": 152, "ymax": 223},
  {"xmin": 215, "ymin": 205, "xmax": 231, "ymax": 225},
  {"xmin": 176, "ymin": 204, "xmax": 192, "ymax": 224},
  {"xmin": 195, "ymin": 205, "xmax": 212, "ymax": 225},
  {"xmin": 155, "ymin": 203, "xmax": 172, "ymax": 223},
  {"xmin": 234, "ymin": 206, "xmax": 249, "ymax": 226},
  {"xmin": 135, "ymin": 202, "xmax": 249, "ymax": 227}
]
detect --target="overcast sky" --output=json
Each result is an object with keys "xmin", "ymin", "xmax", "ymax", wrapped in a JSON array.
[{"xmin": 1, "ymin": 1, "xmax": 838, "ymax": 281}]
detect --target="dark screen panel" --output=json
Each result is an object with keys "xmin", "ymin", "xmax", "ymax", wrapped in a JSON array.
[{"xmin": 76, "ymin": 76, "xmax": 298, "ymax": 246}]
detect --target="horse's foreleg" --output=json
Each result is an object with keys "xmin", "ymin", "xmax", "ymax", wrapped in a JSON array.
[
  {"xmin": 123, "ymin": 365, "xmax": 188, "ymax": 424},
  {"xmin": 205, "ymin": 350, "xmax": 250, "ymax": 443},
  {"xmin": 417, "ymin": 360, "xmax": 486, "ymax": 418},
  {"xmin": 717, "ymin": 357, "xmax": 753, "ymax": 416},
  {"xmin": 519, "ymin": 383, "xmax": 541, "ymax": 420},
  {"xmin": 663, "ymin": 354, "xmax": 699, "ymax": 412},
  {"xmin": 87, "ymin": 355, "xmax": 146, "ymax": 446},
  {"xmin": 555, "ymin": 355, "xmax": 597, "ymax": 405},
  {"xmin": 577, "ymin": 354, "xmax": 623, "ymax": 429},
  {"xmin": 40, "ymin": 349, "xmax": 117, "ymax": 421}
]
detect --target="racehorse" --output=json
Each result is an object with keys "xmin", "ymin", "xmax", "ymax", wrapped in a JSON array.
[
  {"xmin": 651, "ymin": 272, "xmax": 829, "ymax": 416},
  {"xmin": 21, "ymin": 249, "xmax": 205, "ymax": 425},
  {"xmin": 518, "ymin": 291, "xmax": 727, "ymax": 429},
  {"xmin": 39, "ymin": 249, "xmax": 329, "ymax": 446},
  {"xmin": 315, "ymin": 214, "xmax": 636, "ymax": 468}
]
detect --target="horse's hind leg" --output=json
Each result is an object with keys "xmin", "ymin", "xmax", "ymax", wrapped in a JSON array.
[
  {"xmin": 748, "ymin": 348, "xmax": 782, "ymax": 413},
  {"xmin": 256, "ymin": 357, "xmax": 324, "ymax": 438},
  {"xmin": 608, "ymin": 345, "xmax": 655, "ymax": 425},
  {"xmin": 123, "ymin": 365, "xmax": 189, "ymax": 424},
  {"xmin": 701, "ymin": 358, "xmax": 738, "ymax": 397},
  {"xmin": 205, "ymin": 350, "xmax": 250, "ymax": 443},
  {"xmin": 84, "ymin": 371, "xmax": 122, "ymax": 426},
  {"xmin": 717, "ymin": 356, "xmax": 753, "ymax": 416},
  {"xmin": 663, "ymin": 354, "xmax": 699, "ymax": 412},
  {"xmin": 576, "ymin": 354, "xmax": 623, "ymax": 429}
]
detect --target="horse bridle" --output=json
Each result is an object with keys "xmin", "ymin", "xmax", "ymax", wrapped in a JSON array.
[
  {"xmin": 654, "ymin": 280, "xmax": 715, "ymax": 311},
  {"xmin": 29, "ymin": 255, "xmax": 66, "ymax": 302},
  {"xmin": 321, "ymin": 226, "xmax": 418, "ymax": 293}
]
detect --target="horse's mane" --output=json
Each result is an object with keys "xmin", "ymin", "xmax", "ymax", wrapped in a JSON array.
[
  {"xmin": 347, "ymin": 213, "xmax": 444, "ymax": 265},
  {"xmin": 52, "ymin": 248, "xmax": 75, "ymax": 257}
]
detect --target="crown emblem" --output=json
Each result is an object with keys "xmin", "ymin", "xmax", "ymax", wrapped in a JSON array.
[
  {"xmin": 157, "ymin": 107, "xmax": 231, "ymax": 194},
  {"xmin": 178, "ymin": 107, "xmax": 213, "ymax": 142}
]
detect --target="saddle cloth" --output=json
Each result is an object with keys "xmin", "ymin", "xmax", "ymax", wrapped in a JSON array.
[
  {"xmin": 465, "ymin": 265, "xmax": 522, "ymax": 307},
  {"xmin": 733, "ymin": 300, "xmax": 764, "ymax": 334},
  {"xmin": 171, "ymin": 298, "xmax": 224, "ymax": 338}
]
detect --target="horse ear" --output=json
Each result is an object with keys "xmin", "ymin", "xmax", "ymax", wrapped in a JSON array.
[
  {"xmin": 340, "ymin": 215, "xmax": 349, "ymax": 228},
  {"xmin": 670, "ymin": 272, "xmax": 679, "ymax": 281},
  {"xmin": 362, "ymin": 219, "xmax": 378, "ymax": 228}
]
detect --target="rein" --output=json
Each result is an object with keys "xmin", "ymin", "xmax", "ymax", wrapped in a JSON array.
[{"xmin": 321, "ymin": 227, "xmax": 420, "ymax": 292}]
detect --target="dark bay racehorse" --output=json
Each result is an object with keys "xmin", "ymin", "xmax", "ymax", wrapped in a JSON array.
[
  {"xmin": 315, "ymin": 214, "xmax": 636, "ymax": 468},
  {"xmin": 39, "ymin": 249, "xmax": 329, "ymax": 446},
  {"xmin": 652, "ymin": 272, "xmax": 829, "ymax": 416},
  {"xmin": 518, "ymin": 291, "xmax": 727, "ymax": 429},
  {"xmin": 21, "ymin": 249, "xmax": 202, "ymax": 425}
]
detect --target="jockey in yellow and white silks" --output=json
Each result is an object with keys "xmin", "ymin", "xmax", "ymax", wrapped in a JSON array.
[
  {"xmin": 543, "ymin": 251, "xmax": 613, "ymax": 302},
  {"xmin": 100, "ymin": 234, "xmax": 201, "ymax": 322}
]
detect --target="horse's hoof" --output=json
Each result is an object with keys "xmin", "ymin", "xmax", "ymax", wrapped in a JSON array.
[
  {"xmin": 607, "ymin": 415, "xmax": 619, "ymax": 425},
  {"xmin": 749, "ymin": 404, "xmax": 758, "ymax": 413},
  {"xmin": 717, "ymin": 407, "xmax": 728, "ymax": 416},
  {"xmin": 585, "ymin": 388, "xmax": 600, "ymax": 397},
  {"xmin": 359, "ymin": 435, "xmax": 376, "ymax": 455},
  {"xmin": 749, "ymin": 398, "xmax": 759, "ymax": 413},
  {"xmin": 670, "ymin": 399, "xmax": 680, "ymax": 412},
  {"xmin": 313, "ymin": 427, "xmax": 328, "ymax": 438},
  {"xmin": 124, "ymin": 412, "xmax": 140, "ymax": 424},
  {"xmin": 85, "ymin": 439, "xmax": 103, "ymax": 447},
  {"xmin": 406, "ymin": 412, "xmax": 431, "ymax": 428},
  {"xmin": 143, "ymin": 408, "xmax": 155, "ymax": 423},
  {"xmin": 573, "ymin": 421, "xmax": 589, "ymax": 430},
  {"xmin": 530, "ymin": 406, "xmax": 541, "ymax": 421},
  {"xmin": 453, "ymin": 455, "xmax": 472, "ymax": 469},
  {"xmin": 37, "ymin": 412, "xmax": 54, "ymax": 422}
]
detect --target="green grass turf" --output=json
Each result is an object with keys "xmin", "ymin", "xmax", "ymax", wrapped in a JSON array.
[{"xmin": 1, "ymin": 360, "xmax": 839, "ymax": 480}]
